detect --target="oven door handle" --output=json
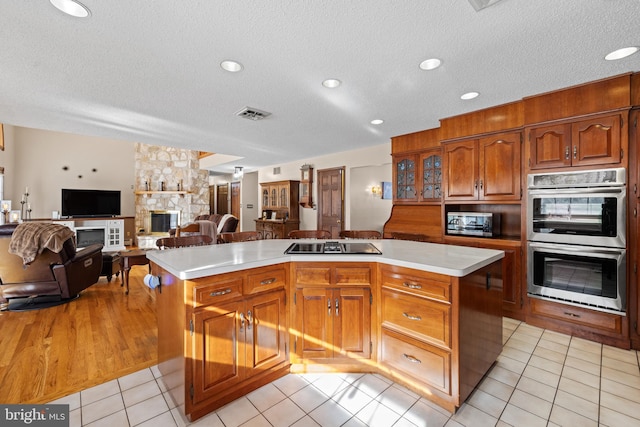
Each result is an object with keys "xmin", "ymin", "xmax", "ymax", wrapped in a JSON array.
[
  {"xmin": 528, "ymin": 242, "xmax": 625, "ymax": 256},
  {"xmin": 528, "ymin": 187, "xmax": 625, "ymax": 195}
]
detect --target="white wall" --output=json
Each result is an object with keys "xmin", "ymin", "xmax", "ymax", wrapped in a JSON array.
[
  {"xmin": 9, "ymin": 126, "xmax": 136, "ymax": 219},
  {"xmin": 349, "ymin": 164, "xmax": 393, "ymax": 233},
  {"xmin": 257, "ymin": 143, "xmax": 392, "ymax": 230}
]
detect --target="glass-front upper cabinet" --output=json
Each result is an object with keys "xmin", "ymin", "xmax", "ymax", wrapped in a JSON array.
[
  {"xmin": 393, "ymin": 154, "xmax": 417, "ymax": 202},
  {"xmin": 420, "ymin": 151, "xmax": 442, "ymax": 202},
  {"xmin": 262, "ymin": 188, "xmax": 270, "ymax": 207}
]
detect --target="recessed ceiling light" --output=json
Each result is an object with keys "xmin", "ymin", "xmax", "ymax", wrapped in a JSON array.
[
  {"xmin": 461, "ymin": 91, "xmax": 480, "ymax": 100},
  {"xmin": 605, "ymin": 47, "xmax": 639, "ymax": 61},
  {"xmin": 371, "ymin": 119, "xmax": 384, "ymax": 125},
  {"xmin": 50, "ymin": 0, "xmax": 90, "ymax": 18},
  {"xmin": 220, "ymin": 60, "xmax": 243, "ymax": 72},
  {"xmin": 322, "ymin": 79, "xmax": 341, "ymax": 88},
  {"xmin": 419, "ymin": 58, "xmax": 442, "ymax": 71}
]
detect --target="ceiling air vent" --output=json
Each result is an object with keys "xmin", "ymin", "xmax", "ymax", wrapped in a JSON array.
[
  {"xmin": 468, "ymin": 0, "xmax": 504, "ymax": 11},
  {"xmin": 235, "ymin": 106, "xmax": 271, "ymax": 121}
]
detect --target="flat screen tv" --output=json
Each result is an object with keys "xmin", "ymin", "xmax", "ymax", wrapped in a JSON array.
[{"xmin": 61, "ymin": 189, "xmax": 121, "ymax": 218}]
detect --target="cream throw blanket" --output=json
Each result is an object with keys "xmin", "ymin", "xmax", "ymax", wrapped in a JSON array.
[{"xmin": 8, "ymin": 222, "xmax": 75, "ymax": 265}]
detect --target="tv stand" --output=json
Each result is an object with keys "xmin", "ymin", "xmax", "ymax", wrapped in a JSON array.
[{"xmin": 54, "ymin": 217, "xmax": 126, "ymax": 252}]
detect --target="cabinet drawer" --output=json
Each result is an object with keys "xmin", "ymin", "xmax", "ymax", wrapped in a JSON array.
[
  {"xmin": 381, "ymin": 269, "xmax": 450, "ymax": 302},
  {"xmin": 245, "ymin": 265, "xmax": 286, "ymax": 294},
  {"xmin": 530, "ymin": 297, "xmax": 622, "ymax": 334},
  {"xmin": 193, "ymin": 277, "xmax": 243, "ymax": 307},
  {"xmin": 381, "ymin": 289, "xmax": 451, "ymax": 348},
  {"xmin": 294, "ymin": 267, "xmax": 331, "ymax": 286},
  {"xmin": 335, "ymin": 266, "xmax": 372, "ymax": 286},
  {"xmin": 380, "ymin": 329, "xmax": 451, "ymax": 395}
]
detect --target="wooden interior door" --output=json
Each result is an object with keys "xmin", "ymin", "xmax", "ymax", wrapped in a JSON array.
[
  {"xmin": 231, "ymin": 181, "xmax": 241, "ymax": 222},
  {"xmin": 209, "ymin": 185, "xmax": 215, "ymax": 214},
  {"xmin": 217, "ymin": 184, "xmax": 229, "ymax": 215},
  {"xmin": 317, "ymin": 167, "xmax": 344, "ymax": 238}
]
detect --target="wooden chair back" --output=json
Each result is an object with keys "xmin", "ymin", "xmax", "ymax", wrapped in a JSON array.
[
  {"xmin": 389, "ymin": 232, "xmax": 430, "ymax": 242},
  {"xmin": 174, "ymin": 223, "xmax": 200, "ymax": 237},
  {"xmin": 218, "ymin": 231, "xmax": 259, "ymax": 244},
  {"xmin": 156, "ymin": 235, "xmax": 213, "ymax": 249},
  {"xmin": 288, "ymin": 230, "xmax": 331, "ymax": 239},
  {"xmin": 339, "ymin": 230, "xmax": 382, "ymax": 239}
]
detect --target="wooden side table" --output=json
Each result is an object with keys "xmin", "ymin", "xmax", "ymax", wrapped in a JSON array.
[{"xmin": 119, "ymin": 249, "xmax": 150, "ymax": 294}]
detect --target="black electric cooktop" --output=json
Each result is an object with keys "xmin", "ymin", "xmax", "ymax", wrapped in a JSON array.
[{"xmin": 284, "ymin": 241, "xmax": 382, "ymax": 255}]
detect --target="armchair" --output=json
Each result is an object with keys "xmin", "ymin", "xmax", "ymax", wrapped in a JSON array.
[{"xmin": 0, "ymin": 223, "xmax": 103, "ymax": 308}]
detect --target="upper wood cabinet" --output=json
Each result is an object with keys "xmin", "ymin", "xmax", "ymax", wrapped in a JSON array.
[
  {"xmin": 393, "ymin": 153, "xmax": 418, "ymax": 202},
  {"xmin": 527, "ymin": 113, "xmax": 625, "ymax": 170},
  {"xmin": 443, "ymin": 131, "xmax": 522, "ymax": 202},
  {"xmin": 393, "ymin": 147, "xmax": 443, "ymax": 204},
  {"xmin": 259, "ymin": 180, "xmax": 299, "ymax": 221}
]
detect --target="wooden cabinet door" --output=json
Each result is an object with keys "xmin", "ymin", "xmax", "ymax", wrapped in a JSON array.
[
  {"xmin": 295, "ymin": 287, "xmax": 333, "ymax": 359},
  {"xmin": 444, "ymin": 140, "xmax": 478, "ymax": 201},
  {"xmin": 245, "ymin": 291, "xmax": 287, "ymax": 376},
  {"xmin": 333, "ymin": 288, "xmax": 371, "ymax": 359},
  {"xmin": 192, "ymin": 300, "xmax": 245, "ymax": 404},
  {"xmin": 278, "ymin": 184, "xmax": 289, "ymax": 209},
  {"xmin": 572, "ymin": 114, "xmax": 622, "ymax": 167},
  {"xmin": 393, "ymin": 153, "xmax": 419, "ymax": 202},
  {"xmin": 478, "ymin": 132, "xmax": 522, "ymax": 201},
  {"xmin": 419, "ymin": 149, "xmax": 443, "ymax": 202},
  {"xmin": 528, "ymin": 123, "xmax": 572, "ymax": 170}
]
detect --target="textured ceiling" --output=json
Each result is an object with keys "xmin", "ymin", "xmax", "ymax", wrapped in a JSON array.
[{"xmin": 0, "ymin": 1, "xmax": 639, "ymax": 174}]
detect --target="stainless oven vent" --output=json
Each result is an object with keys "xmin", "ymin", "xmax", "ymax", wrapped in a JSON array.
[{"xmin": 235, "ymin": 107, "xmax": 271, "ymax": 121}]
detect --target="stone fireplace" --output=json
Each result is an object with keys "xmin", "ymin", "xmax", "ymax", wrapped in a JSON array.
[{"xmin": 134, "ymin": 143, "xmax": 209, "ymax": 246}]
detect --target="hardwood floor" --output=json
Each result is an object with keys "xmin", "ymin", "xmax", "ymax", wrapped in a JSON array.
[{"xmin": 0, "ymin": 266, "xmax": 157, "ymax": 404}]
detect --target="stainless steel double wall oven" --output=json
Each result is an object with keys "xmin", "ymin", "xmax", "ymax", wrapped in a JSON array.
[{"xmin": 526, "ymin": 168, "xmax": 627, "ymax": 313}]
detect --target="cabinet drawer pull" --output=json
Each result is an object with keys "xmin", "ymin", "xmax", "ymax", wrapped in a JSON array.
[
  {"xmin": 247, "ymin": 310, "xmax": 253, "ymax": 330},
  {"xmin": 402, "ymin": 282, "xmax": 422, "ymax": 290},
  {"xmin": 210, "ymin": 288, "xmax": 232, "ymax": 297},
  {"xmin": 402, "ymin": 312, "xmax": 422, "ymax": 321},
  {"xmin": 565, "ymin": 146, "xmax": 570, "ymax": 160},
  {"xmin": 335, "ymin": 298, "xmax": 339, "ymax": 317},
  {"xmin": 260, "ymin": 277, "xmax": 277, "ymax": 285},
  {"xmin": 573, "ymin": 145, "xmax": 577, "ymax": 159},
  {"xmin": 402, "ymin": 354, "xmax": 422, "ymax": 364},
  {"xmin": 239, "ymin": 312, "xmax": 245, "ymax": 332},
  {"xmin": 563, "ymin": 311, "xmax": 581, "ymax": 318}
]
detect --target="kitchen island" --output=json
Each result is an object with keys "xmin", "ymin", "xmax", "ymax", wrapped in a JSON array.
[{"xmin": 147, "ymin": 239, "xmax": 504, "ymax": 421}]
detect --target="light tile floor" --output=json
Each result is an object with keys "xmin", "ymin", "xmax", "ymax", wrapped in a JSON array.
[{"xmin": 50, "ymin": 318, "xmax": 640, "ymax": 426}]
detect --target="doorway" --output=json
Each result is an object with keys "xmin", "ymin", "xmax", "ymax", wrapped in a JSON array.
[
  {"xmin": 317, "ymin": 167, "xmax": 345, "ymax": 238},
  {"xmin": 216, "ymin": 184, "xmax": 229, "ymax": 215},
  {"xmin": 231, "ymin": 181, "xmax": 241, "ymax": 226}
]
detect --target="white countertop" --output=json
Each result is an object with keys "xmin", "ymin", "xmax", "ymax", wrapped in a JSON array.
[{"xmin": 145, "ymin": 239, "xmax": 504, "ymax": 280}]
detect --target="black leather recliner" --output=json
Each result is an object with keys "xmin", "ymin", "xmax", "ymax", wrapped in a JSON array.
[{"xmin": 0, "ymin": 223, "xmax": 103, "ymax": 304}]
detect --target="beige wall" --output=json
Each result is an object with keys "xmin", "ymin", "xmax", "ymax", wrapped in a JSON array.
[
  {"xmin": 257, "ymin": 143, "xmax": 392, "ymax": 230},
  {"xmin": 6, "ymin": 126, "xmax": 136, "ymax": 219}
]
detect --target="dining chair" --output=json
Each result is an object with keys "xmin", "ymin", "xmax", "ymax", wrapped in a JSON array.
[
  {"xmin": 155, "ymin": 235, "xmax": 213, "ymax": 249},
  {"xmin": 339, "ymin": 230, "xmax": 382, "ymax": 239},
  {"xmin": 218, "ymin": 231, "xmax": 259, "ymax": 244},
  {"xmin": 288, "ymin": 230, "xmax": 332, "ymax": 239}
]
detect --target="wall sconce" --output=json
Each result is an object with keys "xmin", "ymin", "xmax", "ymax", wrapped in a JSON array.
[
  {"xmin": 233, "ymin": 166, "xmax": 244, "ymax": 179},
  {"xmin": 370, "ymin": 184, "xmax": 382, "ymax": 198}
]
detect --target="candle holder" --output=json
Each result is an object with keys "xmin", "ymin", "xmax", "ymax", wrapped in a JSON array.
[
  {"xmin": 20, "ymin": 192, "xmax": 29, "ymax": 221},
  {"xmin": 1, "ymin": 199, "xmax": 11, "ymax": 225}
]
